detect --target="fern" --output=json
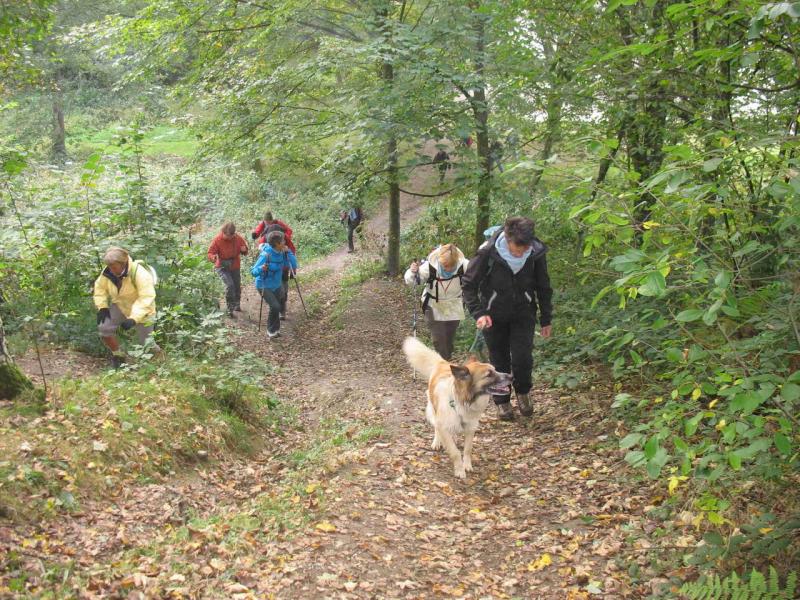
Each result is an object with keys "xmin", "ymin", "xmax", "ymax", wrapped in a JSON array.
[{"xmin": 681, "ymin": 567, "xmax": 798, "ymax": 600}]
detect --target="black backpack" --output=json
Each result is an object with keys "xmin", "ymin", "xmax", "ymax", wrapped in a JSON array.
[{"xmin": 421, "ymin": 263, "xmax": 464, "ymax": 312}]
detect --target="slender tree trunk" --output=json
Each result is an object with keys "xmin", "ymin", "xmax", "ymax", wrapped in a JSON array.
[
  {"xmin": 0, "ymin": 315, "xmax": 34, "ymax": 401},
  {"xmin": 51, "ymin": 90, "xmax": 67, "ymax": 158},
  {"xmin": 471, "ymin": 6, "xmax": 492, "ymax": 252},
  {"xmin": 530, "ymin": 91, "xmax": 563, "ymax": 193}
]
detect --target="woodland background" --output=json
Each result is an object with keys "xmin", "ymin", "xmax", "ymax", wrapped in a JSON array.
[{"xmin": 0, "ymin": 0, "xmax": 798, "ymax": 597}]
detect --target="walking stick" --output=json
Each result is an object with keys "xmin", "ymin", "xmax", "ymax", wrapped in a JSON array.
[
  {"xmin": 257, "ymin": 290, "xmax": 264, "ymax": 332},
  {"xmin": 412, "ymin": 261, "xmax": 421, "ymax": 381},
  {"xmin": 291, "ymin": 271, "xmax": 310, "ymax": 318}
]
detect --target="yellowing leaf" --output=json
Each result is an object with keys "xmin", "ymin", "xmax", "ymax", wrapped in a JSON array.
[
  {"xmin": 305, "ymin": 483, "xmax": 318, "ymax": 494},
  {"xmin": 691, "ymin": 387, "xmax": 702, "ymax": 401},
  {"xmin": 715, "ymin": 419, "xmax": 726, "ymax": 431},
  {"xmin": 708, "ymin": 399, "xmax": 718, "ymax": 409},
  {"xmin": 642, "ymin": 221, "xmax": 661, "ymax": 229},
  {"xmin": 315, "ymin": 521, "xmax": 336, "ymax": 533},
  {"xmin": 527, "ymin": 553, "xmax": 552, "ymax": 571},
  {"xmin": 759, "ymin": 527, "xmax": 773, "ymax": 534}
]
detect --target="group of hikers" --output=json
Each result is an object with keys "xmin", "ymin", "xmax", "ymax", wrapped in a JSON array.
[
  {"xmin": 92, "ymin": 204, "xmax": 551, "ymax": 421},
  {"xmin": 92, "ymin": 208, "xmax": 363, "ymax": 363}
]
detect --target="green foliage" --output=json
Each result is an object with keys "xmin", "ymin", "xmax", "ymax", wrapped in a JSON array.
[{"xmin": 680, "ymin": 567, "xmax": 797, "ymax": 600}]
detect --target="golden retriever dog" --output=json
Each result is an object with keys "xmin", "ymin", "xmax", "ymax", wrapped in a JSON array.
[{"xmin": 403, "ymin": 336, "xmax": 513, "ymax": 479}]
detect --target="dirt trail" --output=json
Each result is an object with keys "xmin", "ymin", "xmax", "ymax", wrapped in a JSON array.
[{"xmin": 3, "ymin": 148, "xmax": 653, "ymax": 598}]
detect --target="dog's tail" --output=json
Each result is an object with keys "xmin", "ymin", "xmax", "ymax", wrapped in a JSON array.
[{"xmin": 402, "ymin": 336, "xmax": 443, "ymax": 380}]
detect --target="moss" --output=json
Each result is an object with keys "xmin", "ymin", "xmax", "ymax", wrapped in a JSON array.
[{"xmin": 0, "ymin": 362, "xmax": 34, "ymax": 400}]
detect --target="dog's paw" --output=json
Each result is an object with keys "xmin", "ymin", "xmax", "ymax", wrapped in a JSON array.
[
  {"xmin": 463, "ymin": 459, "xmax": 473, "ymax": 472},
  {"xmin": 454, "ymin": 466, "xmax": 467, "ymax": 479},
  {"xmin": 431, "ymin": 437, "xmax": 442, "ymax": 451}
]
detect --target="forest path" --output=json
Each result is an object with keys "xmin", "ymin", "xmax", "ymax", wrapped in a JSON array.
[{"xmin": 217, "ymin": 152, "xmax": 646, "ymax": 598}]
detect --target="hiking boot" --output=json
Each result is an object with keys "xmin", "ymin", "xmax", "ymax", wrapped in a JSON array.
[
  {"xmin": 233, "ymin": 305, "xmax": 243, "ymax": 313},
  {"xmin": 227, "ymin": 310, "xmax": 236, "ymax": 319},
  {"xmin": 517, "ymin": 392, "xmax": 533, "ymax": 417},
  {"xmin": 110, "ymin": 354, "xmax": 126, "ymax": 369},
  {"xmin": 496, "ymin": 402, "xmax": 514, "ymax": 421},
  {"xmin": 267, "ymin": 330, "xmax": 281, "ymax": 339},
  {"xmin": 279, "ymin": 312, "xmax": 286, "ymax": 320}
]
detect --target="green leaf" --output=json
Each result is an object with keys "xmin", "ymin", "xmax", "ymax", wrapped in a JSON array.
[
  {"xmin": 781, "ymin": 382, "xmax": 800, "ymax": 402},
  {"xmin": 665, "ymin": 347, "xmax": 684, "ymax": 362},
  {"xmin": 728, "ymin": 452, "xmax": 742, "ymax": 470},
  {"xmin": 676, "ymin": 309, "xmax": 704, "ymax": 322},
  {"xmin": 619, "ymin": 433, "xmax": 644, "ymax": 449},
  {"xmin": 703, "ymin": 158, "xmax": 723, "ymax": 172},
  {"xmin": 638, "ymin": 272, "xmax": 667, "ymax": 297},
  {"xmin": 644, "ymin": 436, "xmax": 659, "ymax": 459},
  {"xmin": 646, "ymin": 448, "xmax": 669, "ymax": 479},
  {"xmin": 685, "ymin": 413, "xmax": 704, "ymax": 437},
  {"xmin": 730, "ymin": 392, "xmax": 763, "ymax": 415},
  {"xmin": 774, "ymin": 433, "xmax": 791, "ymax": 455}
]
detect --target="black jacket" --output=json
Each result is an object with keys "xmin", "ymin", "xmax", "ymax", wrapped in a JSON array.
[{"xmin": 462, "ymin": 233, "xmax": 553, "ymax": 326}]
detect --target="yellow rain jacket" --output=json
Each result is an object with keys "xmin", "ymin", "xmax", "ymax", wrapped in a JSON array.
[{"xmin": 93, "ymin": 257, "xmax": 157, "ymax": 325}]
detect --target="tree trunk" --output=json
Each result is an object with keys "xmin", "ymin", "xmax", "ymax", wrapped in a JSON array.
[
  {"xmin": 51, "ymin": 91, "xmax": 67, "ymax": 158},
  {"xmin": 0, "ymin": 315, "xmax": 34, "ymax": 401},
  {"xmin": 530, "ymin": 91, "xmax": 563, "ymax": 194},
  {"xmin": 471, "ymin": 7, "xmax": 492, "ymax": 253}
]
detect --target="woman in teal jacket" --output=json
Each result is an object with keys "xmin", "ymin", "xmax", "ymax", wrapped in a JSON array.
[{"xmin": 251, "ymin": 231, "xmax": 298, "ymax": 338}]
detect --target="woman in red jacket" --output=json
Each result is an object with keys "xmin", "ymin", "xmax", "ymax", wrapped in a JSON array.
[{"xmin": 208, "ymin": 222, "xmax": 249, "ymax": 317}]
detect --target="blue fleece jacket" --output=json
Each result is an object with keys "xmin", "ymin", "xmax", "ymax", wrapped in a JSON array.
[{"xmin": 251, "ymin": 246, "xmax": 298, "ymax": 291}]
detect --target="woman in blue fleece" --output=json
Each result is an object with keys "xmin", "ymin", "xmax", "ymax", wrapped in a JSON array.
[{"xmin": 251, "ymin": 230, "xmax": 298, "ymax": 338}]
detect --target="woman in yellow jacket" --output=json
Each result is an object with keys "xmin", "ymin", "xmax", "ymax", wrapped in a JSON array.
[{"xmin": 93, "ymin": 247, "xmax": 161, "ymax": 367}]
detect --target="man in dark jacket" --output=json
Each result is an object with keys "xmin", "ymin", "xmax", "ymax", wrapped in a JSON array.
[{"xmin": 462, "ymin": 216, "xmax": 553, "ymax": 421}]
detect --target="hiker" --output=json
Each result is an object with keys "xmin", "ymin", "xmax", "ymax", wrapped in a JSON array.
[
  {"xmin": 251, "ymin": 211, "xmax": 296, "ymax": 254},
  {"xmin": 432, "ymin": 149, "xmax": 450, "ymax": 184},
  {"xmin": 462, "ymin": 216, "xmax": 553, "ymax": 421},
  {"xmin": 251, "ymin": 230, "xmax": 298, "ymax": 338},
  {"xmin": 207, "ymin": 222, "xmax": 249, "ymax": 318},
  {"xmin": 93, "ymin": 246, "xmax": 162, "ymax": 368},
  {"xmin": 252, "ymin": 212, "xmax": 296, "ymax": 318},
  {"xmin": 404, "ymin": 243, "xmax": 469, "ymax": 361},
  {"xmin": 340, "ymin": 205, "xmax": 363, "ymax": 253},
  {"xmin": 490, "ymin": 139, "xmax": 504, "ymax": 172}
]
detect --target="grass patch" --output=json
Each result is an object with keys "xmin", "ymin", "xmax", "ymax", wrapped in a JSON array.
[
  {"xmin": 70, "ymin": 124, "xmax": 199, "ymax": 157},
  {"xmin": 0, "ymin": 354, "xmax": 283, "ymax": 523}
]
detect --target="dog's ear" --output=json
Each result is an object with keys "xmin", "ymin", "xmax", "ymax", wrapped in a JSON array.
[
  {"xmin": 450, "ymin": 364, "xmax": 471, "ymax": 381},
  {"xmin": 465, "ymin": 354, "xmax": 479, "ymax": 364}
]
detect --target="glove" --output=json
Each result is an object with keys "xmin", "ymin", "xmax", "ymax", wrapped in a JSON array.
[
  {"xmin": 96, "ymin": 308, "xmax": 110, "ymax": 325},
  {"xmin": 120, "ymin": 318, "xmax": 136, "ymax": 330},
  {"xmin": 251, "ymin": 231, "xmax": 258, "ymax": 240}
]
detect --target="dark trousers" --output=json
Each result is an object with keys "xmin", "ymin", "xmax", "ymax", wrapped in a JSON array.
[
  {"xmin": 482, "ymin": 313, "xmax": 535, "ymax": 405},
  {"xmin": 260, "ymin": 287, "xmax": 286, "ymax": 334},
  {"xmin": 425, "ymin": 309, "xmax": 459, "ymax": 360},
  {"xmin": 347, "ymin": 222, "xmax": 359, "ymax": 251},
  {"xmin": 216, "ymin": 268, "xmax": 241, "ymax": 312}
]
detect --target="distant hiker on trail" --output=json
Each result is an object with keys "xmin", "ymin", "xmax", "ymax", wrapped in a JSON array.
[
  {"xmin": 462, "ymin": 217, "xmax": 553, "ymax": 422},
  {"xmin": 404, "ymin": 243, "xmax": 469, "ymax": 360},
  {"xmin": 251, "ymin": 230, "xmax": 298, "ymax": 339},
  {"xmin": 251, "ymin": 212, "xmax": 296, "ymax": 254},
  {"xmin": 490, "ymin": 139, "xmax": 504, "ymax": 173},
  {"xmin": 251, "ymin": 212, "xmax": 295, "ymax": 318},
  {"xmin": 340, "ymin": 205, "xmax": 363, "ymax": 253},
  {"xmin": 432, "ymin": 149, "xmax": 450, "ymax": 184},
  {"xmin": 93, "ymin": 246, "xmax": 162, "ymax": 368},
  {"xmin": 207, "ymin": 222, "xmax": 249, "ymax": 318}
]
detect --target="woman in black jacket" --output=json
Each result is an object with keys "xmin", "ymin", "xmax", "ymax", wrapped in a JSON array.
[{"xmin": 461, "ymin": 217, "xmax": 553, "ymax": 421}]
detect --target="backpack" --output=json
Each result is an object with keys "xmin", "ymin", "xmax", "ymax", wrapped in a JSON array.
[
  {"xmin": 263, "ymin": 221, "xmax": 286, "ymax": 237},
  {"xmin": 348, "ymin": 207, "xmax": 360, "ymax": 223},
  {"xmin": 131, "ymin": 260, "xmax": 158, "ymax": 288},
  {"xmin": 421, "ymin": 262, "xmax": 464, "ymax": 312}
]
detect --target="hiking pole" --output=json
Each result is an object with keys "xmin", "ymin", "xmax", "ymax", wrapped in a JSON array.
[
  {"xmin": 291, "ymin": 270, "xmax": 310, "ymax": 318},
  {"xmin": 412, "ymin": 260, "xmax": 421, "ymax": 381},
  {"xmin": 257, "ymin": 289, "xmax": 264, "ymax": 332}
]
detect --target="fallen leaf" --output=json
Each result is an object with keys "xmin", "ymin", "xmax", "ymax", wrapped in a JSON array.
[
  {"xmin": 527, "ymin": 553, "xmax": 552, "ymax": 571},
  {"xmin": 315, "ymin": 521, "xmax": 336, "ymax": 533}
]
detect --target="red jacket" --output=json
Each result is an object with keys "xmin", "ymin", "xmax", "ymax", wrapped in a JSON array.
[
  {"xmin": 252, "ymin": 219, "xmax": 296, "ymax": 254},
  {"xmin": 207, "ymin": 233, "xmax": 249, "ymax": 270}
]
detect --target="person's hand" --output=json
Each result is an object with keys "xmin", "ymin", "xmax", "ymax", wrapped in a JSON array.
[
  {"xmin": 96, "ymin": 308, "xmax": 110, "ymax": 325},
  {"xmin": 540, "ymin": 325, "xmax": 552, "ymax": 338},
  {"xmin": 212, "ymin": 254, "xmax": 219, "ymax": 263},
  {"xmin": 476, "ymin": 315, "xmax": 493, "ymax": 330},
  {"xmin": 261, "ymin": 264, "xmax": 268, "ymax": 272},
  {"xmin": 120, "ymin": 318, "xmax": 136, "ymax": 330},
  {"xmin": 410, "ymin": 261, "xmax": 419, "ymax": 274},
  {"xmin": 251, "ymin": 231, "xmax": 258, "ymax": 240}
]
